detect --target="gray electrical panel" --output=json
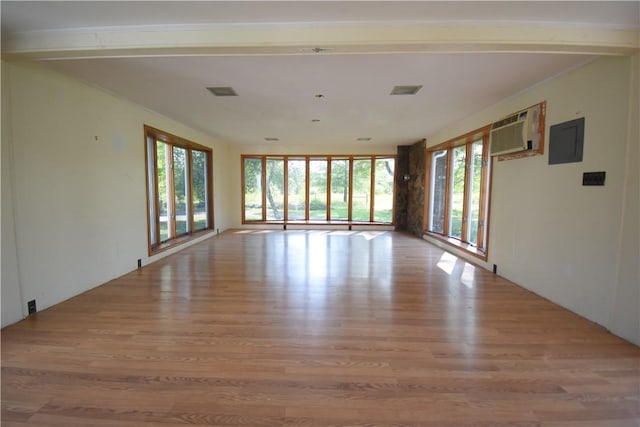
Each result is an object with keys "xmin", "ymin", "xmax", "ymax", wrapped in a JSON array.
[{"xmin": 549, "ymin": 117, "xmax": 585, "ymax": 165}]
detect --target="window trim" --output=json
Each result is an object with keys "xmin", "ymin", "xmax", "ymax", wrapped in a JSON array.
[
  {"xmin": 241, "ymin": 154, "xmax": 396, "ymax": 225},
  {"xmin": 424, "ymin": 125, "xmax": 492, "ymax": 260},
  {"xmin": 144, "ymin": 125, "xmax": 214, "ymax": 255}
]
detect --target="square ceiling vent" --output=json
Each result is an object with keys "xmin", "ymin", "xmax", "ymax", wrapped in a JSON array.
[
  {"xmin": 390, "ymin": 85, "xmax": 422, "ymax": 95},
  {"xmin": 207, "ymin": 86, "xmax": 238, "ymax": 96}
]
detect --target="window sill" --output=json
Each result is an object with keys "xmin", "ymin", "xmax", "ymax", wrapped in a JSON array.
[
  {"xmin": 242, "ymin": 220, "xmax": 393, "ymax": 227},
  {"xmin": 150, "ymin": 228, "xmax": 215, "ymax": 256},
  {"xmin": 423, "ymin": 231, "xmax": 487, "ymax": 261}
]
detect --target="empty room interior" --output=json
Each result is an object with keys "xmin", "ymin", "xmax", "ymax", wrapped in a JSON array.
[{"xmin": 1, "ymin": 1, "xmax": 639, "ymax": 426}]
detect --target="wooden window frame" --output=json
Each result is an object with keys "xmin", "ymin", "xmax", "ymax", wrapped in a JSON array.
[
  {"xmin": 424, "ymin": 125, "xmax": 492, "ymax": 260},
  {"xmin": 144, "ymin": 125, "xmax": 214, "ymax": 255},
  {"xmin": 241, "ymin": 154, "xmax": 396, "ymax": 226}
]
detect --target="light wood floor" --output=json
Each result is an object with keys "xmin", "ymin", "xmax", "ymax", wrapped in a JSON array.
[{"xmin": 2, "ymin": 230, "xmax": 639, "ymax": 426}]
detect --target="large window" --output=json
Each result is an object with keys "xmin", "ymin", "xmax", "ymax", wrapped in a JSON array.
[
  {"xmin": 242, "ymin": 155, "xmax": 395, "ymax": 224},
  {"xmin": 429, "ymin": 150, "xmax": 448, "ymax": 234},
  {"xmin": 330, "ymin": 158, "xmax": 350, "ymax": 221},
  {"xmin": 287, "ymin": 158, "xmax": 306, "ymax": 220},
  {"xmin": 145, "ymin": 126, "xmax": 214, "ymax": 254},
  {"xmin": 426, "ymin": 127, "xmax": 491, "ymax": 258},
  {"xmin": 243, "ymin": 157, "xmax": 263, "ymax": 221},
  {"xmin": 266, "ymin": 158, "xmax": 284, "ymax": 221},
  {"xmin": 374, "ymin": 158, "xmax": 395, "ymax": 223},
  {"xmin": 351, "ymin": 158, "xmax": 372, "ymax": 221},
  {"xmin": 309, "ymin": 159, "xmax": 328, "ymax": 220},
  {"xmin": 449, "ymin": 146, "xmax": 466, "ymax": 240}
]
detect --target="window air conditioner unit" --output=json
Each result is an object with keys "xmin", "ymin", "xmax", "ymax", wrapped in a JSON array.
[{"xmin": 489, "ymin": 107, "xmax": 539, "ymax": 156}]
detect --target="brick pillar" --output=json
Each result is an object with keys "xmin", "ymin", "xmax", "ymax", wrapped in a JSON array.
[
  {"xmin": 394, "ymin": 145, "xmax": 410, "ymax": 230},
  {"xmin": 407, "ymin": 139, "xmax": 426, "ymax": 237},
  {"xmin": 395, "ymin": 140, "xmax": 426, "ymax": 236}
]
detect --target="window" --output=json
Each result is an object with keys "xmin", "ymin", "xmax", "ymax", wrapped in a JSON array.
[
  {"xmin": 266, "ymin": 158, "xmax": 284, "ymax": 221},
  {"xmin": 287, "ymin": 158, "xmax": 306, "ymax": 220},
  {"xmin": 426, "ymin": 127, "xmax": 491, "ymax": 258},
  {"xmin": 373, "ymin": 158, "xmax": 395, "ymax": 223},
  {"xmin": 191, "ymin": 150, "xmax": 211, "ymax": 231},
  {"xmin": 467, "ymin": 141, "xmax": 484, "ymax": 245},
  {"xmin": 242, "ymin": 155, "xmax": 395, "ymax": 224},
  {"xmin": 449, "ymin": 146, "xmax": 466, "ymax": 240},
  {"xmin": 330, "ymin": 158, "xmax": 350, "ymax": 221},
  {"xmin": 309, "ymin": 159, "xmax": 328, "ymax": 220},
  {"xmin": 351, "ymin": 158, "xmax": 372, "ymax": 221},
  {"xmin": 428, "ymin": 150, "xmax": 447, "ymax": 234},
  {"xmin": 145, "ymin": 126, "xmax": 214, "ymax": 254},
  {"xmin": 243, "ymin": 157, "xmax": 263, "ymax": 221}
]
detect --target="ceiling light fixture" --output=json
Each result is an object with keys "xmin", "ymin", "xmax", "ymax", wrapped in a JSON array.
[
  {"xmin": 357, "ymin": 137, "xmax": 372, "ymax": 142},
  {"xmin": 264, "ymin": 137, "xmax": 279, "ymax": 142},
  {"xmin": 306, "ymin": 47, "xmax": 333, "ymax": 53},
  {"xmin": 390, "ymin": 85, "xmax": 422, "ymax": 95},
  {"xmin": 311, "ymin": 119, "xmax": 320, "ymax": 123},
  {"xmin": 207, "ymin": 86, "xmax": 238, "ymax": 96}
]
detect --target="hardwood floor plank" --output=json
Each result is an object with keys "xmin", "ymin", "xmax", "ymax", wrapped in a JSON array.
[{"xmin": 2, "ymin": 230, "xmax": 638, "ymax": 426}]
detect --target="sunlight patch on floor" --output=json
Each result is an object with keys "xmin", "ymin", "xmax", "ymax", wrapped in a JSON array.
[
  {"xmin": 437, "ymin": 252, "xmax": 458, "ymax": 275},
  {"xmin": 461, "ymin": 262, "xmax": 476, "ymax": 289},
  {"xmin": 234, "ymin": 229, "xmax": 388, "ymax": 240},
  {"xmin": 438, "ymin": 251, "xmax": 477, "ymax": 289}
]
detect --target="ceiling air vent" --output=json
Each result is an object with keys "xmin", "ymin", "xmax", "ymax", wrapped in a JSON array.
[
  {"xmin": 207, "ymin": 86, "xmax": 238, "ymax": 96},
  {"xmin": 390, "ymin": 85, "xmax": 422, "ymax": 95}
]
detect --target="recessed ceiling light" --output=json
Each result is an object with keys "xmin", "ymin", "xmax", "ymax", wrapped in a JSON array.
[
  {"xmin": 207, "ymin": 86, "xmax": 238, "ymax": 96},
  {"xmin": 357, "ymin": 137, "xmax": 372, "ymax": 142},
  {"xmin": 264, "ymin": 137, "xmax": 279, "ymax": 142},
  {"xmin": 390, "ymin": 85, "xmax": 422, "ymax": 95},
  {"xmin": 311, "ymin": 119, "xmax": 321, "ymax": 122}
]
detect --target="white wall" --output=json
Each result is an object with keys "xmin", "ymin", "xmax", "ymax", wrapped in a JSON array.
[
  {"xmin": 427, "ymin": 55, "xmax": 639, "ymax": 345},
  {"xmin": 1, "ymin": 60, "xmax": 233, "ymax": 327},
  {"xmin": 2, "ymin": 61, "xmax": 24, "ymax": 325},
  {"xmin": 611, "ymin": 53, "xmax": 639, "ymax": 344}
]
